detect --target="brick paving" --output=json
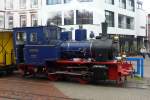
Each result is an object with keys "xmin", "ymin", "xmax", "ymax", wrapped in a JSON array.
[
  {"xmin": 0, "ymin": 58, "xmax": 149, "ymax": 100},
  {"xmin": 0, "ymin": 77, "xmax": 69, "ymax": 100}
]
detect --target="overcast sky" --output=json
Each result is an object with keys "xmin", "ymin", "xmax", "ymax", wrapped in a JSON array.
[{"xmin": 143, "ymin": 0, "xmax": 150, "ymax": 13}]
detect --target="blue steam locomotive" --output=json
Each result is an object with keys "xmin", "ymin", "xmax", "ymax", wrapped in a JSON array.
[{"xmin": 13, "ymin": 22, "xmax": 133, "ymax": 84}]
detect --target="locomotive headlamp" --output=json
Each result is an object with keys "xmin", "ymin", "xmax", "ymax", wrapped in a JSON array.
[
  {"xmin": 115, "ymin": 53, "xmax": 122, "ymax": 61},
  {"xmin": 122, "ymin": 52, "xmax": 127, "ymax": 59},
  {"xmin": 122, "ymin": 54, "xmax": 126, "ymax": 58},
  {"xmin": 115, "ymin": 56, "xmax": 122, "ymax": 61}
]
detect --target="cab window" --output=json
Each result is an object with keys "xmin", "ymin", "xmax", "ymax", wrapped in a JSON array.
[
  {"xmin": 16, "ymin": 32, "xmax": 26, "ymax": 44},
  {"xmin": 30, "ymin": 32, "xmax": 37, "ymax": 42}
]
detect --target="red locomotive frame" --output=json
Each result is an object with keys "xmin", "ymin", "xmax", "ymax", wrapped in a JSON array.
[{"xmin": 18, "ymin": 59, "xmax": 133, "ymax": 85}]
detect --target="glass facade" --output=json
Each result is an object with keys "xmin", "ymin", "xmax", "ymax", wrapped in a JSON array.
[
  {"xmin": 105, "ymin": 0, "xmax": 114, "ymax": 4},
  {"xmin": 119, "ymin": 0, "xmax": 126, "ymax": 9},
  {"xmin": 105, "ymin": 10, "xmax": 114, "ymax": 27},
  {"xmin": 64, "ymin": 0, "xmax": 72, "ymax": 3},
  {"xmin": 126, "ymin": 16, "xmax": 134, "ymax": 29},
  {"xmin": 31, "ymin": 0, "xmax": 38, "ymax": 8},
  {"xmin": 20, "ymin": 0, "xmax": 26, "ymax": 8},
  {"xmin": 47, "ymin": 12, "xmax": 62, "ymax": 25},
  {"xmin": 20, "ymin": 15, "xmax": 27, "ymax": 27},
  {"xmin": 46, "ymin": 0, "xmax": 61, "ymax": 5},
  {"xmin": 118, "ymin": 14, "xmax": 134, "ymax": 29},
  {"xmin": 0, "ymin": 13, "xmax": 4, "ymax": 29},
  {"xmin": 64, "ymin": 10, "xmax": 74, "ymax": 25},
  {"xmin": 8, "ymin": 15, "xmax": 13, "ymax": 29},
  {"xmin": 6, "ymin": 0, "xmax": 13, "ymax": 9},
  {"xmin": 128, "ymin": 0, "xmax": 135, "ymax": 11},
  {"xmin": 31, "ymin": 14, "xmax": 38, "ymax": 26},
  {"xmin": 76, "ymin": 10, "xmax": 93, "ymax": 24}
]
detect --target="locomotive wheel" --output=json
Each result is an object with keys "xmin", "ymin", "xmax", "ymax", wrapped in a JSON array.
[
  {"xmin": 19, "ymin": 69, "xmax": 26, "ymax": 77},
  {"xmin": 48, "ymin": 74, "xmax": 59, "ymax": 81},
  {"xmin": 19, "ymin": 69, "xmax": 30, "ymax": 77}
]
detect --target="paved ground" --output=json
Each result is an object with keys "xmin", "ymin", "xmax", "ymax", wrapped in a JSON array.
[
  {"xmin": 0, "ymin": 57, "xmax": 149, "ymax": 100},
  {"xmin": 143, "ymin": 57, "xmax": 150, "ymax": 78},
  {"xmin": 54, "ymin": 81, "xmax": 150, "ymax": 100},
  {"xmin": 0, "ymin": 76, "xmax": 68, "ymax": 100},
  {"xmin": 53, "ymin": 57, "xmax": 150, "ymax": 100}
]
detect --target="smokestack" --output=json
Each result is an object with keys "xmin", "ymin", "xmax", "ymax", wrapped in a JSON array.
[{"xmin": 101, "ymin": 21, "xmax": 108, "ymax": 37}]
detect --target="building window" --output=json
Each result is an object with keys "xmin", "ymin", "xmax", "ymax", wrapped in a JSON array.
[
  {"xmin": 20, "ymin": 0, "xmax": 26, "ymax": 9},
  {"xmin": 0, "ymin": 13, "xmax": 4, "ymax": 29},
  {"xmin": 118, "ymin": 14, "xmax": 134, "ymax": 29},
  {"xmin": 64, "ymin": 0, "xmax": 72, "ymax": 3},
  {"xmin": 31, "ymin": 0, "xmax": 38, "ymax": 8},
  {"xmin": 46, "ymin": 0, "xmax": 61, "ymax": 5},
  {"xmin": 64, "ymin": 10, "xmax": 74, "ymax": 25},
  {"xmin": 6, "ymin": 0, "xmax": 13, "ymax": 9},
  {"xmin": 20, "ymin": 15, "xmax": 27, "ymax": 27},
  {"xmin": 30, "ymin": 33, "xmax": 37, "ymax": 42},
  {"xmin": 47, "ymin": 12, "xmax": 62, "ymax": 25},
  {"xmin": 78, "ymin": 0, "xmax": 93, "ymax": 2},
  {"xmin": 148, "ymin": 16, "xmax": 150, "ymax": 25},
  {"xmin": 76, "ymin": 10, "xmax": 93, "ymax": 24},
  {"xmin": 126, "ymin": 17, "xmax": 134, "ymax": 29},
  {"xmin": 105, "ymin": 10, "xmax": 114, "ymax": 27},
  {"xmin": 119, "ymin": 0, "xmax": 126, "ymax": 9},
  {"xmin": 137, "ymin": 3, "xmax": 142, "ymax": 9},
  {"xmin": 105, "ymin": 0, "xmax": 114, "ymax": 4},
  {"xmin": 31, "ymin": 14, "xmax": 38, "ymax": 26},
  {"xmin": 118, "ymin": 14, "xmax": 125, "ymax": 28},
  {"xmin": 8, "ymin": 15, "xmax": 13, "ymax": 29},
  {"xmin": 128, "ymin": 0, "xmax": 134, "ymax": 11}
]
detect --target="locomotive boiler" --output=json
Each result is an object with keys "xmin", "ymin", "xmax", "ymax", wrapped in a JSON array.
[{"xmin": 13, "ymin": 22, "xmax": 133, "ymax": 84}]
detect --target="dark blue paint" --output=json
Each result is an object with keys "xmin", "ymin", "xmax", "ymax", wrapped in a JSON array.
[
  {"xmin": 75, "ymin": 29, "xmax": 87, "ymax": 41},
  {"xmin": 60, "ymin": 31, "xmax": 72, "ymax": 41}
]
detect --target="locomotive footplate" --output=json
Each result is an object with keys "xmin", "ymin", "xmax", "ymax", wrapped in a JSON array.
[{"xmin": 55, "ymin": 60, "xmax": 134, "ymax": 84}]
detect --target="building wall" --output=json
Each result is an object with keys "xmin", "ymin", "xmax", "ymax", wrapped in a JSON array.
[
  {"xmin": 148, "ymin": 14, "xmax": 150, "ymax": 49},
  {"xmin": 0, "ymin": 0, "xmax": 146, "ymax": 39},
  {"xmin": 136, "ymin": 9, "xmax": 146, "ymax": 37}
]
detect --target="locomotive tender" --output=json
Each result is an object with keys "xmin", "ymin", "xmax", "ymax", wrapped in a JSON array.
[{"xmin": 13, "ymin": 22, "xmax": 133, "ymax": 84}]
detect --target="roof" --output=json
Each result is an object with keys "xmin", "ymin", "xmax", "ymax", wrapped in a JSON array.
[
  {"xmin": 13, "ymin": 25, "xmax": 62, "ymax": 29},
  {"xmin": 0, "ymin": 29, "xmax": 13, "ymax": 32}
]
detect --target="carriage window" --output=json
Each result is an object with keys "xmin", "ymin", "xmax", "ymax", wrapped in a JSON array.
[
  {"xmin": 30, "ymin": 32, "xmax": 37, "ymax": 42},
  {"xmin": 16, "ymin": 32, "xmax": 26, "ymax": 44}
]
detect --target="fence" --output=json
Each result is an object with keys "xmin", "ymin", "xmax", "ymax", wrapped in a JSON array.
[{"xmin": 126, "ymin": 57, "xmax": 144, "ymax": 78}]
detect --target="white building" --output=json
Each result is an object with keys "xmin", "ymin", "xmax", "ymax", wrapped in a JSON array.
[{"xmin": 0, "ymin": 0, "xmax": 147, "ymax": 52}]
